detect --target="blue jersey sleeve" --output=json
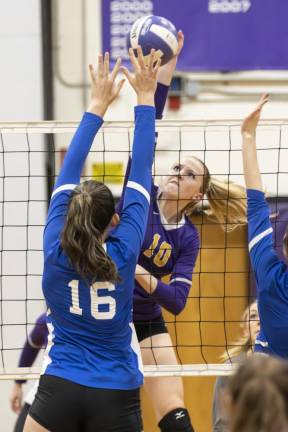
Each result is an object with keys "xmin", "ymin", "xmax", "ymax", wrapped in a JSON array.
[
  {"xmin": 43, "ymin": 112, "xmax": 103, "ymax": 258},
  {"xmin": 151, "ymin": 226, "xmax": 200, "ymax": 315},
  {"xmin": 112, "ymin": 106, "xmax": 155, "ymax": 257},
  {"xmin": 116, "ymin": 83, "xmax": 168, "ymax": 215},
  {"xmin": 247, "ymin": 189, "xmax": 288, "ymax": 293},
  {"xmin": 116, "ymin": 156, "xmax": 132, "ymax": 215}
]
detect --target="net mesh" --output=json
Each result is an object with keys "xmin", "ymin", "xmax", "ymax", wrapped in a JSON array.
[{"xmin": 0, "ymin": 119, "xmax": 287, "ymax": 379}]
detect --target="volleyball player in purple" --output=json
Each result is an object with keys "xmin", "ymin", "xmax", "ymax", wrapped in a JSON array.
[
  {"xmin": 117, "ymin": 32, "xmax": 247, "ymax": 432},
  {"xmin": 10, "ymin": 314, "xmax": 47, "ymax": 432}
]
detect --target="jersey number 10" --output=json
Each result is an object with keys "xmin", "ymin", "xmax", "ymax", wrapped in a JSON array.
[{"xmin": 68, "ymin": 280, "xmax": 116, "ymax": 320}]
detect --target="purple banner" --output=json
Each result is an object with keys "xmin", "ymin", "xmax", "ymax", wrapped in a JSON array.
[{"xmin": 102, "ymin": 0, "xmax": 288, "ymax": 71}]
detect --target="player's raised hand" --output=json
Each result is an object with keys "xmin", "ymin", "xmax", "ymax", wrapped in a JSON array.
[
  {"xmin": 174, "ymin": 30, "xmax": 184, "ymax": 58},
  {"xmin": 121, "ymin": 46, "xmax": 161, "ymax": 106},
  {"xmin": 157, "ymin": 30, "xmax": 184, "ymax": 86},
  {"xmin": 88, "ymin": 52, "xmax": 125, "ymax": 117},
  {"xmin": 241, "ymin": 94, "xmax": 269, "ymax": 139}
]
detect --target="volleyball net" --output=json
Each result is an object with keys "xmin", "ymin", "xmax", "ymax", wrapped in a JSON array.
[{"xmin": 0, "ymin": 119, "xmax": 287, "ymax": 379}]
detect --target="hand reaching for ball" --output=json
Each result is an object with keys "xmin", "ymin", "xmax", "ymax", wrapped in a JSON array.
[
  {"xmin": 157, "ymin": 30, "xmax": 185, "ymax": 86},
  {"xmin": 121, "ymin": 46, "xmax": 161, "ymax": 106}
]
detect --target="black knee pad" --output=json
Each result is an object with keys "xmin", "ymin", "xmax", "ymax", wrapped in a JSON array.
[{"xmin": 158, "ymin": 408, "xmax": 194, "ymax": 432}]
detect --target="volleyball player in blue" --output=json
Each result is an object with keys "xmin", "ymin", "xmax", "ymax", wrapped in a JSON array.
[
  {"xmin": 241, "ymin": 94, "xmax": 288, "ymax": 358},
  {"xmin": 24, "ymin": 47, "xmax": 160, "ymax": 432}
]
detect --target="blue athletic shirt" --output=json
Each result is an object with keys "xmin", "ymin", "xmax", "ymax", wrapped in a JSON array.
[
  {"xmin": 41, "ymin": 106, "xmax": 155, "ymax": 389},
  {"xmin": 247, "ymin": 189, "xmax": 288, "ymax": 358}
]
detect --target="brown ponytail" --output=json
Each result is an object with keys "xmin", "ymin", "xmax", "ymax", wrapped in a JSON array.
[
  {"xmin": 61, "ymin": 180, "xmax": 119, "ymax": 283},
  {"xmin": 228, "ymin": 356, "xmax": 288, "ymax": 432}
]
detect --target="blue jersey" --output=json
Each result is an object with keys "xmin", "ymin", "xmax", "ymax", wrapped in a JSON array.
[
  {"xmin": 247, "ymin": 189, "xmax": 288, "ymax": 358},
  {"xmin": 41, "ymin": 107, "xmax": 155, "ymax": 389}
]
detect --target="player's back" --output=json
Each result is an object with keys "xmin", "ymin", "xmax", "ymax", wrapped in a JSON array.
[
  {"xmin": 41, "ymin": 104, "xmax": 155, "ymax": 391},
  {"xmin": 42, "ymin": 231, "xmax": 142, "ymax": 390}
]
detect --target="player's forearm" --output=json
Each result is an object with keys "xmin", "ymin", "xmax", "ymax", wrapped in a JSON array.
[
  {"xmin": 135, "ymin": 265, "xmax": 158, "ymax": 294},
  {"xmin": 55, "ymin": 113, "xmax": 103, "ymax": 188},
  {"xmin": 151, "ymin": 279, "xmax": 188, "ymax": 315},
  {"xmin": 135, "ymin": 265, "xmax": 189, "ymax": 315},
  {"xmin": 87, "ymin": 101, "xmax": 108, "ymax": 118},
  {"xmin": 129, "ymin": 106, "xmax": 155, "ymax": 193},
  {"xmin": 157, "ymin": 56, "xmax": 178, "ymax": 86},
  {"xmin": 242, "ymin": 134, "xmax": 263, "ymax": 191},
  {"xmin": 137, "ymin": 93, "xmax": 155, "ymax": 106},
  {"xmin": 15, "ymin": 341, "xmax": 39, "ymax": 384},
  {"xmin": 18, "ymin": 341, "xmax": 39, "ymax": 368},
  {"xmin": 116, "ymin": 157, "xmax": 132, "ymax": 215},
  {"xmin": 154, "ymin": 82, "xmax": 169, "ymax": 119}
]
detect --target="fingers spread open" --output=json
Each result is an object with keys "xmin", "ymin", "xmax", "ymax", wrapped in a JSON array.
[
  {"xmin": 97, "ymin": 54, "xmax": 104, "ymax": 77},
  {"xmin": 103, "ymin": 52, "xmax": 110, "ymax": 77},
  {"xmin": 111, "ymin": 57, "xmax": 122, "ymax": 81},
  {"xmin": 128, "ymin": 47, "xmax": 140, "ymax": 71},
  {"xmin": 148, "ymin": 49, "xmax": 155, "ymax": 71},
  {"xmin": 115, "ymin": 78, "xmax": 126, "ymax": 96},
  {"xmin": 136, "ymin": 45, "xmax": 146, "ymax": 69},
  {"xmin": 88, "ymin": 64, "xmax": 96, "ymax": 83},
  {"xmin": 120, "ymin": 66, "xmax": 133, "ymax": 85},
  {"xmin": 152, "ymin": 58, "xmax": 162, "ymax": 76}
]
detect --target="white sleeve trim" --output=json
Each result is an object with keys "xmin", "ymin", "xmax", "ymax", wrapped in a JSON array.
[
  {"xmin": 28, "ymin": 334, "xmax": 42, "ymax": 349},
  {"xmin": 127, "ymin": 181, "xmax": 150, "ymax": 204},
  {"xmin": 255, "ymin": 338, "xmax": 269, "ymax": 347},
  {"xmin": 248, "ymin": 227, "xmax": 273, "ymax": 252},
  {"xmin": 51, "ymin": 184, "xmax": 77, "ymax": 199},
  {"xmin": 170, "ymin": 277, "xmax": 192, "ymax": 286}
]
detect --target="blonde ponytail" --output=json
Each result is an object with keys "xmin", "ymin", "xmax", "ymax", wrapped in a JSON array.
[
  {"xmin": 206, "ymin": 177, "xmax": 247, "ymax": 232},
  {"xmin": 220, "ymin": 301, "xmax": 257, "ymax": 362}
]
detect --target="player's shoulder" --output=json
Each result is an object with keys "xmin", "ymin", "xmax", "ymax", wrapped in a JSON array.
[
  {"xmin": 106, "ymin": 237, "xmax": 137, "ymax": 271},
  {"xmin": 44, "ymin": 239, "xmax": 72, "ymax": 274},
  {"xmin": 183, "ymin": 217, "xmax": 200, "ymax": 243}
]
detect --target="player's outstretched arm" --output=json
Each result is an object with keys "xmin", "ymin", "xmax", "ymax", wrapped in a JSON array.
[
  {"xmin": 114, "ymin": 47, "xmax": 158, "ymax": 254},
  {"xmin": 154, "ymin": 30, "xmax": 184, "ymax": 120},
  {"xmin": 54, "ymin": 54, "xmax": 124, "ymax": 190},
  {"xmin": 241, "ymin": 94, "xmax": 269, "ymax": 191},
  {"xmin": 87, "ymin": 53, "xmax": 125, "ymax": 117},
  {"xmin": 45, "ymin": 54, "xmax": 124, "ymax": 253}
]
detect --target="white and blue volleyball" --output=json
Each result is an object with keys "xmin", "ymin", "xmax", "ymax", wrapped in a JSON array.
[{"xmin": 127, "ymin": 15, "xmax": 178, "ymax": 66}]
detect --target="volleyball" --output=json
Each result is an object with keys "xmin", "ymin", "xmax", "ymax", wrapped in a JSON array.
[{"xmin": 127, "ymin": 15, "xmax": 178, "ymax": 66}]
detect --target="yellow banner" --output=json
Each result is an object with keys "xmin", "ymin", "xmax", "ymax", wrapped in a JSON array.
[{"xmin": 92, "ymin": 162, "xmax": 124, "ymax": 184}]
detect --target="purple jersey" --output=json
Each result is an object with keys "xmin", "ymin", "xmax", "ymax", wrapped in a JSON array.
[
  {"xmin": 116, "ymin": 82, "xmax": 199, "ymax": 321},
  {"xmin": 133, "ymin": 184, "xmax": 199, "ymax": 321},
  {"xmin": 117, "ymin": 167, "xmax": 199, "ymax": 321}
]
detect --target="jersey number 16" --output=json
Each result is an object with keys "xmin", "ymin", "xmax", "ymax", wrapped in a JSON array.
[{"xmin": 68, "ymin": 280, "xmax": 116, "ymax": 320}]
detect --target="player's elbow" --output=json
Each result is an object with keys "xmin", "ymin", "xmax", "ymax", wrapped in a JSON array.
[{"xmin": 168, "ymin": 298, "xmax": 186, "ymax": 316}]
